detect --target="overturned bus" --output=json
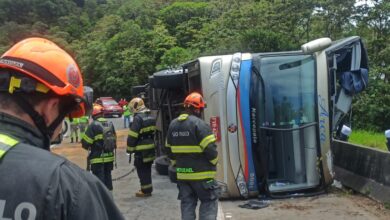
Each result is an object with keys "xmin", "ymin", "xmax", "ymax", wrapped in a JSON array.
[{"xmin": 144, "ymin": 36, "xmax": 369, "ymax": 198}]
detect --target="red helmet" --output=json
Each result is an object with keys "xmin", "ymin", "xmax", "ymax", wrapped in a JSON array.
[
  {"xmin": 0, "ymin": 37, "xmax": 91, "ymax": 117},
  {"xmin": 184, "ymin": 92, "xmax": 206, "ymax": 109}
]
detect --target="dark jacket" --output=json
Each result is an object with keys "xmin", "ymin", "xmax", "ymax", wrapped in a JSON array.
[
  {"xmin": 0, "ymin": 112, "xmax": 124, "ymax": 220},
  {"xmin": 82, "ymin": 117, "xmax": 115, "ymax": 164},
  {"xmin": 166, "ymin": 113, "xmax": 218, "ymax": 181},
  {"xmin": 127, "ymin": 110, "xmax": 156, "ymax": 163}
]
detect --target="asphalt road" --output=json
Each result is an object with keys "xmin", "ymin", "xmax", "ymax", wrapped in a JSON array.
[{"xmin": 57, "ymin": 116, "xmax": 390, "ymax": 220}]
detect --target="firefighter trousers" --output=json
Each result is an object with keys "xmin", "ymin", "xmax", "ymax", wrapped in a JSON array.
[
  {"xmin": 91, "ymin": 162, "xmax": 113, "ymax": 190},
  {"xmin": 177, "ymin": 180, "xmax": 219, "ymax": 220},
  {"xmin": 134, "ymin": 155, "xmax": 153, "ymax": 194},
  {"xmin": 70, "ymin": 124, "xmax": 79, "ymax": 142}
]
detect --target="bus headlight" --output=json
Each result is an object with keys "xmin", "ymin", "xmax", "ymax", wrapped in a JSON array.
[{"xmin": 236, "ymin": 169, "xmax": 248, "ymax": 198}]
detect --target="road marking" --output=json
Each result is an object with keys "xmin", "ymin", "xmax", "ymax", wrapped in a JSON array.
[
  {"xmin": 217, "ymin": 201, "xmax": 234, "ymax": 220},
  {"xmin": 217, "ymin": 201, "xmax": 225, "ymax": 220}
]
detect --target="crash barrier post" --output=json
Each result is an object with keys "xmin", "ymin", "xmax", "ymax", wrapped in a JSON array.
[{"xmin": 332, "ymin": 140, "xmax": 390, "ymax": 203}]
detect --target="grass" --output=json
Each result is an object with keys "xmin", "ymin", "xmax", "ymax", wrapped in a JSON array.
[
  {"xmin": 348, "ymin": 129, "xmax": 388, "ymax": 151},
  {"xmin": 385, "ymin": 202, "xmax": 390, "ymax": 210}
]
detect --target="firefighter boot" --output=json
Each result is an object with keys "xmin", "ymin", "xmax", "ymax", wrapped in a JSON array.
[{"xmin": 135, "ymin": 190, "xmax": 151, "ymax": 197}]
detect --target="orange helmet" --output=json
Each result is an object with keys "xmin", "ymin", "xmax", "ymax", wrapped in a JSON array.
[
  {"xmin": 0, "ymin": 37, "xmax": 89, "ymax": 117},
  {"xmin": 184, "ymin": 92, "xmax": 206, "ymax": 109},
  {"xmin": 92, "ymin": 103, "xmax": 103, "ymax": 117}
]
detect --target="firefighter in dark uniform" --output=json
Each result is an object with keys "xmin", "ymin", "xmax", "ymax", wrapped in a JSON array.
[
  {"xmin": 166, "ymin": 92, "xmax": 219, "ymax": 220},
  {"xmin": 82, "ymin": 108, "xmax": 116, "ymax": 191},
  {"xmin": 0, "ymin": 38, "xmax": 124, "ymax": 219},
  {"xmin": 127, "ymin": 97, "xmax": 156, "ymax": 197}
]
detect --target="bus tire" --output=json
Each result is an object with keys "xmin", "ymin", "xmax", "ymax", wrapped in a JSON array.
[
  {"xmin": 155, "ymin": 155, "xmax": 169, "ymax": 175},
  {"xmin": 152, "ymin": 69, "xmax": 184, "ymax": 89},
  {"xmin": 168, "ymin": 165, "xmax": 177, "ymax": 183},
  {"xmin": 131, "ymin": 84, "xmax": 147, "ymax": 96}
]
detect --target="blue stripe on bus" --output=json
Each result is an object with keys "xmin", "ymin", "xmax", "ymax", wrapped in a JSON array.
[{"xmin": 239, "ymin": 59, "xmax": 258, "ymax": 193}]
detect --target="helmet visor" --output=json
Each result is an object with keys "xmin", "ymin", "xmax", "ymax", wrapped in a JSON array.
[
  {"xmin": 83, "ymin": 86, "xmax": 93, "ymax": 116},
  {"xmin": 69, "ymin": 86, "xmax": 93, "ymax": 118}
]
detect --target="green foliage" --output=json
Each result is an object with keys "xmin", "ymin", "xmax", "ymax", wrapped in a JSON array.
[
  {"xmin": 352, "ymin": 67, "xmax": 390, "ymax": 132},
  {"xmin": 239, "ymin": 29, "xmax": 295, "ymax": 52},
  {"xmin": 349, "ymin": 129, "xmax": 388, "ymax": 151},
  {"xmin": 159, "ymin": 1, "xmax": 210, "ymax": 33},
  {"xmin": 0, "ymin": 0, "xmax": 388, "ymax": 131},
  {"xmin": 0, "ymin": 22, "xmax": 31, "ymax": 44},
  {"xmin": 158, "ymin": 46, "xmax": 196, "ymax": 70}
]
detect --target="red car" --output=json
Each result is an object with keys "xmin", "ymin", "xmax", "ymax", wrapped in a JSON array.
[{"xmin": 94, "ymin": 97, "xmax": 123, "ymax": 118}]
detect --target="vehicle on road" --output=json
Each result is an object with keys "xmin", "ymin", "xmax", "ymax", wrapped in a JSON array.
[
  {"xmin": 145, "ymin": 36, "xmax": 369, "ymax": 199},
  {"xmin": 95, "ymin": 97, "xmax": 123, "ymax": 118}
]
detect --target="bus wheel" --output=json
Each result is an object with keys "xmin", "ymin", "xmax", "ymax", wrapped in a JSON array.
[
  {"xmin": 155, "ymin": 155, "xmax": 169, "ymax": 175},
  {"xmin": 152, "ymin": 69, "xmax": 184, "ymax": 89},
  {"xmin": 168, "ymin": 164, "xmax": 177, "ymax": 183}
]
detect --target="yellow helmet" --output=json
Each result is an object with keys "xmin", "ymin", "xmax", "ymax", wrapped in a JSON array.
[{"xmin": 128, "ymin": 97, "xmax": 145, "ymax": 113}]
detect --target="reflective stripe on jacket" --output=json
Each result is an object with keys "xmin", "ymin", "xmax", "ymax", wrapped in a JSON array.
[
  {"xmin": 166, "ymin": 113, "xmax": 218, "ymax": 181},
  {"xmin": 127, "ymin": 111, "xmax": 156, "ymax": 163},
  {"xmin": 0, "ymin": 133, "xmax": 18, "ymax": 159},
  {"xmin": 79, "ymin": 116, "xmax": 89, "ymax": 124},
  {"xmin": 81, "ymin": 117, "xmax": 115, "ymax": 164},
  {"xmin": 71, "ymin": 118, "xmax": 80, "ymax": 125}
]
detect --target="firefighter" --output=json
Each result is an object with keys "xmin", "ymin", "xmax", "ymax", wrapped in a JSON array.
[
  {"xmin": 78, "ymin": 115, "xmax": 89, "ymax": 137},
  {"xmin": 0, "ymin": 37, "xmax": 124, "ymax": 219},
  {"xmin": 166, "ymin": 92, "xmax": 219, "ymax": 220},
  {"xmin": 127, "ymin": 97, "xmax": 156, "ymax": 197},
  {"xmin": 82, "ymin": 108, "xmax": 116, "ymax": 191},
  {"xmin": 70, "ymin": 116, "xmax": 79, "ymax": 143}
]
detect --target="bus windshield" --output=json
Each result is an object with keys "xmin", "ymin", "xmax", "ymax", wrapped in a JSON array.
[{"xmin": 254, "ymin": 55, "xmax": 316, "ymax": 127}]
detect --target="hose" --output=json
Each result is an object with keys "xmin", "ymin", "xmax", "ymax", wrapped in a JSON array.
[{"xmin": 112, "ymin": 168, "xmax": 135, "ymax": 182}]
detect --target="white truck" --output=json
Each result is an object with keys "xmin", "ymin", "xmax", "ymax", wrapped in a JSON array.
[{"xmin": 146, "ymin": 36, "xmax": 369, "ymax": 198}]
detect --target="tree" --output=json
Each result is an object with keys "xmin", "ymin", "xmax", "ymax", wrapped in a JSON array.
[
  {"xmin": 158, "ymin": 46, "xmax": 195, "ymax": 70},
  {"xmin": 352, "ymin": 69, "xmax": 390, "ymax": 131},
  {"xmin": 159, "ymin": 2, "xmax": 211, "ymax": 34}
]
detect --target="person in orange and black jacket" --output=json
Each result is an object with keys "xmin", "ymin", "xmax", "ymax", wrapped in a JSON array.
[
  {"xmin": 127, "ymin": 97, "xmax": 156, "ymax": 197},
  {"xmin": 0, "ymin": 37, "xmax": 124, "ymax": 220},
  {"xmin": 166, "ymin": 92, "xmax": 219, "ymax": 220}
]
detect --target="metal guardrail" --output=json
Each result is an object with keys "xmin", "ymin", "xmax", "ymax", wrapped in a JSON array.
[{"xmin": 332, "ymin": 140, "xmax": 390, "ymax": 203}]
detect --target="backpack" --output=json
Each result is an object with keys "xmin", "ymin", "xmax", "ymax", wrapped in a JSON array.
[{"xmin": 101, "ymin": 122, "xmax": 116, "ymax": 152}]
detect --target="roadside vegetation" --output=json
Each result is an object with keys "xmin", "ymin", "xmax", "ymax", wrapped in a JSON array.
[{"xmin": 349, "ymin": 129, "xmax": 388, "ymax": 151}]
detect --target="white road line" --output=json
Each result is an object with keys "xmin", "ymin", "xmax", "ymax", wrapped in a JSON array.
[
  {"xmin": 217, "ymin": 201, "xmax": 225, "ymax": 220},
  {"xmin": 217, "ymin": 201, "xmax": 234, "ymax": 220}
]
